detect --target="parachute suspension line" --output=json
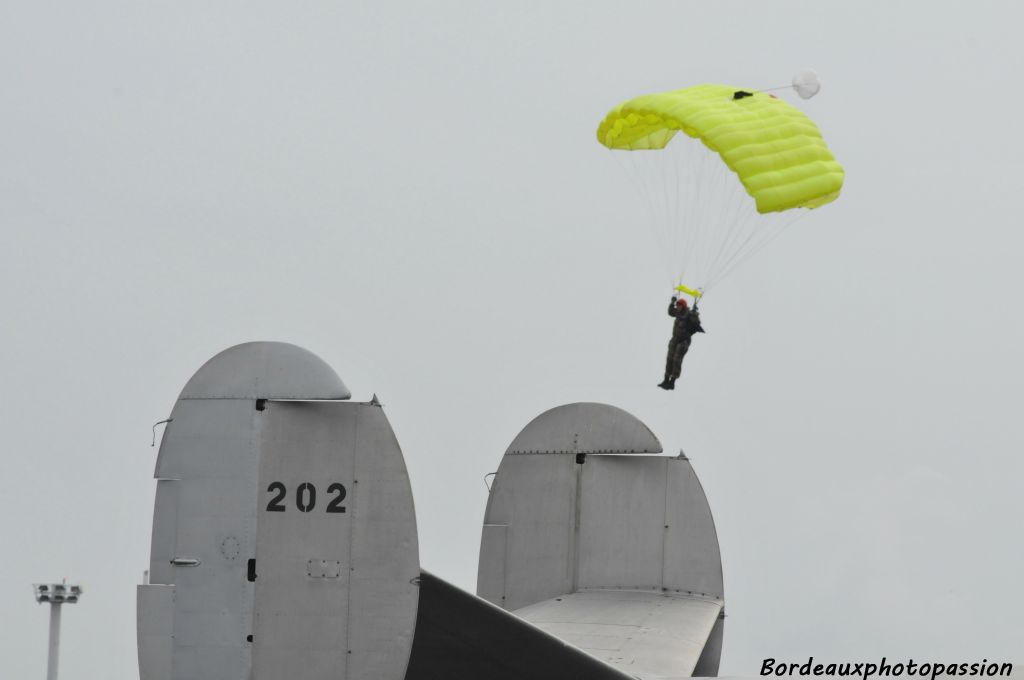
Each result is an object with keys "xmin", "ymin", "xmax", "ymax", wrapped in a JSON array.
[
  {"xmin": 610, "ymin": 135, "xmax": 818, "ymax": 298},
  {"xmin": 710, "ymin": 169, "xmax": 761, "ymax": 283},
  {"xmin": 707, "ymin": 150, "xmax": 808, "ymax": 293},
  {"xmin": 671, "ymin": 166, "xmax": 684, "ymax": 292},
  {"xmin": 704, "ymin": 160, "xmax": 747, "ymax": 281},
  {"xmin": 667, "ymin": 141, "xmax": 698, "ymax": 289},
  {"xmin": 657, "ymin": 148, "xmax": 683, "ymax": 286},
  {"xmin": 696, "ymin": 147, "xmax": 712, "ymax": 284},
  {"xmin": 659, "ymin": 146, "xmax": 676, "ymax": 276},
  {"xmin": 669, "ymin": 137, "xmax": 685, "ymax": 283},
  {"xmin": 671, "ymin": 143, "xmax": 687, "ymax": 285},
  {"xmin": 707, "ymin": 212, "xmax": 790, "ymax": 291},
  {"xmin": 707, "ymin": 209, "xmax": 811, "ymax": 290},
  {"xmin": 712, "ymin": 150, "xmax": 739, "ymax": 277},
  {"xmin": 653, "ymin": 148, "xmax": 682, "ymax": 286},
  {"xmin": 626, "ymin": 139, "xmax": 802, "ymax": 297},
  {"xmin": 673, "ymin": 140, "xmax": 692, "ymax": 285},
  {"xmin": 681, "ymin": 141, "xmax": 718, "ymax": 290},
  {"xmin": 706, "ymin": 207, "xmax": 774, "ymax": 292},
  {"xmin": 686, "ymin": 143, "xmax": 715, "ymax": 286},
  {"xmin": 615, "ymin": 149, "xmax": 677, "ymax": 286},
  {"xmin": 653, "ymin": 139, "xmax": 799, "ymax": 297},
  {"xmin": 699, "ymin": 145, "xmax": 738, "ymax": 289}
]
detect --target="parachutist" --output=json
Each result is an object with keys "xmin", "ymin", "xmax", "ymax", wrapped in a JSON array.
[{"xmin": 658, "ymin": 297, "xmax": 704, "ymax": 390}]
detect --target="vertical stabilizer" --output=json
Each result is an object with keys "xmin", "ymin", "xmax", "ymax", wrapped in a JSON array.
[
  {"xmin": 139, "ymin": 343, "xmax": 419, "ymax": 680},
  {"xmin": 478, "ymin": 403, "xmax": 725, "ymax": 678}
]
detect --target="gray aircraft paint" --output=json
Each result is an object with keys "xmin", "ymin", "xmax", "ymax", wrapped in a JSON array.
[
  {"xmin": 693, "ymin": 614, "xmax": 725, "ymax": 677},
  {"xmin": 478, "ymin": 402, "xmax": 724, "ymax": 678},
  {"xmin": 138, "ymin": 342, "xmax": 419, "ymax": 680},
  {"xmin": 515, "ymin": 590, "xmax": 722, "ymax": 677},
  {"xmin": 140, "ymin": 348, "xmax": 724, "ymax": 679},
  {"xmin": 505, "ymin": 402, "xmax": 663, "ymax": 455},
  {"xmin": 252, "ymin": 400, "xmax": 418, "ymax": 679},
  {"xmin": 405, "ymin": 571, "xmax": 636, "ymax": 680}
]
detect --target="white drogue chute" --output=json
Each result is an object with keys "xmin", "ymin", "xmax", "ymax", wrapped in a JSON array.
[{"xmin": 791, "ymin": 68, "xmax": 821, "ymax": 99}]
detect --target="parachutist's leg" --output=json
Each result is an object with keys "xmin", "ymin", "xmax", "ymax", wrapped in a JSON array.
[
  {"xmin": 669, "ymin": 339, "xmax": 690, "ymax": 381},
  {"xmin": 659, "ymin": 338, "xmax": 677, "ymax": 389},
  {"xmin": 665, "ymin": 338, "xmax": 678, "ymax": 377}
]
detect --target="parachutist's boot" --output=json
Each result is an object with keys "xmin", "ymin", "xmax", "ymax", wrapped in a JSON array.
[
  {"xmin": 657, "ymin": 375, "xmax": 671, "ymax": 390},
  {"xmin": 666, "ymin": 377, "xmax": 677, "ymax": 390}
]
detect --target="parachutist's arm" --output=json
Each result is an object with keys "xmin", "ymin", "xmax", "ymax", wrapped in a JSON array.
[{"xmin": 668, "ymin": 298, "xmax": 679, "ymax": 317}]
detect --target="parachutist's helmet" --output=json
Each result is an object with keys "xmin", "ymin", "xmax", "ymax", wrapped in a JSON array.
[{"xmin": 676, "ymin": 298, "xmax": 689, "ymax": 311}]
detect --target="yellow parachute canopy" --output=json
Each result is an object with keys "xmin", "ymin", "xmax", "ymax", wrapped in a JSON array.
[{"xmin": 596, "ymin": 84, "xmax": 844, "ymax": 214}]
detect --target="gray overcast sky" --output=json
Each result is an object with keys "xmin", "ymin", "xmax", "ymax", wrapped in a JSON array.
[{"xmin": 2, "ymin": 1, "xmax": 1022, "ymax": 677}]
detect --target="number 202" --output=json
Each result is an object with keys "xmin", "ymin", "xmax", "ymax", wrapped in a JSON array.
[{"xmin": 266, "ymin": 482, "xmax": 347, "ymax": 514}]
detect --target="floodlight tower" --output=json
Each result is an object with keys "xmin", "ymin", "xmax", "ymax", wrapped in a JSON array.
[{"xmin": 33, "ymin": 581, "xmax": 82, "ymax": 680}]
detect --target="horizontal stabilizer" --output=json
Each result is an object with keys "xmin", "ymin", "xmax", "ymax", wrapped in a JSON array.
[
  {"xmin": 406, "ymin": 571, "xmax": 634, "ymax": 680},
  {"xmin": 516, "ymin": 589, "xmax": 723, "ymax": 678}
]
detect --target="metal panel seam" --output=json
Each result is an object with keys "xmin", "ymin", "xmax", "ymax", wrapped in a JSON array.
[
  {"xmin": 660, "ymin": 457, "xmax": 670, "ymax": 591},
  {"xmin": 501, "ymin": 526, "xmax": 509, "ymax": 606},
  {"xmin": 343, "ymin": 406, "xmax": 360, "ymax": 676},
  {"xmin": 570, "ymin": 462, "xmax": 582, "ymax": 593},
  {"xmin": 242, "ymin": 399, "xmax": 258, "ymax": 678}
]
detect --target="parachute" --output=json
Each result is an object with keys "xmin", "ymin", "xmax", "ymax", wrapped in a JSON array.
[
  {"xmin": 597, "ymin": 82, "xmax": 844, "ymax": 297},
  {"xmin": 791, "ymin": 69, "xmax": 822, "ymax": 99}
]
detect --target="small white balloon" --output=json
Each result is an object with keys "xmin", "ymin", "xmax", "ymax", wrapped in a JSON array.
[{"xmin": 792, "ymin": 68, "xmax": 821, "ymax": 99}]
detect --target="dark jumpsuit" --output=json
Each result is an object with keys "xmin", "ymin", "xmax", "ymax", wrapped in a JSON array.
[{"xmin": 665, "ymin": 301, "xmax": 704, "ymax": 379}]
